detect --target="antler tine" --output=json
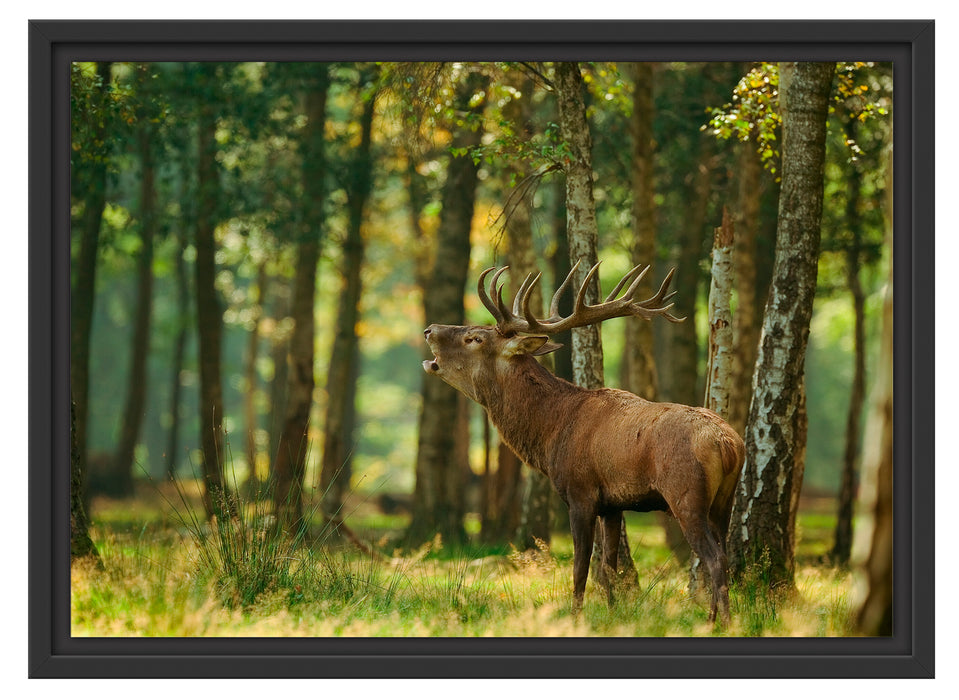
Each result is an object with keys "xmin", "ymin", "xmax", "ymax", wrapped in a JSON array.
[
  {"xmin": 572, "ymin": 261, "xmax": 603, "ymax": 314},
  {"xmin": 636, "ymin": 266, "xmax": 677, "ymax": 308},
  {"xmin": 477, "ymin": 267, "xmax": 501, "ymax": 323},
  {"xmin": 629, "ymin": 267, "xmax": 687, "ymax": 323},
  {"xmin": 494, "ymin": 276, "xmax": 513, "ymax": 322},
  {"xmin": 478, "ymin": 266, "xmax": 512, "ymax": 326},
  {"xmin": 606, "ymin": 264, "xmax": 649, "ymax": 303},
  {"xmin": 512, "ymin": 271, "xmax": 540, "ymax": 316},
  {"xmin": 548, "ymin": 260, "xmax": 581, "ymax": 320},
  {"xmin": 516, "ymin": 271, "xmax": 542, "ymax": 318}
]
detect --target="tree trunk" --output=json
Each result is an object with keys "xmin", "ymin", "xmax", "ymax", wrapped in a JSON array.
[
  {"xmin": 727, "ymin": 61, "xmax": 835, "ymax": 586},
  {"xmin": 555, "ymin": 61, "xmax": 637, "ymax": 590},
  {"xmin": 274, "ymin": 69, "xmax": 330, "ymax": 532},
  {"xmin": 70, "ymin": 61, "xmax": 112, "ymax": 516},
  {"xmin": 71, "ymin": 399, "xmax": 100, "ymax": 563},
  {"xmin": 243, "ymin": 263, "xmax": 267, "ymax": 490},
  {"xmin": 165, "ymin": 230, "xmax": 190, "ymax": 481},
  {"xmin": 496, "ymin": 81, "xmax": 554, "ymax": 549},
  {"xmin": 621, "ymin": 62, "xmax": 658, "ymax": 401},
  {"xmin": 555, "ymin": 62, "xmax": 604, "ymax": 391},
  {"xmin": 692, "ymin": 209, "xmax": 736, "ymax": 588},
  {"xmin": 267, "ymin": 281, "xmax": 291, "ymax": 475},
  {"xmin": 672, "ymin": 152, "xmax": 711, "ymax": 407},
  {"xmin": 831, "ymin": 117, "xmax": 866, "ymax": 567},
  {"xmin": 320, "ymin": 83, "xmax": 376, "ymax": 520},
  {"xmin": 112, "ymin": 112, "xmax": 157, "ymax": 492},
  {"xmin": 703, "ymin": 208, "xmax": 736, "ymax": 418},
  {"xmin": 856, "ymin": 184, "xmax": 893, "ymax": 634},
  {"xmin": 407, "ymin": 71, "xmax": 488, "ymax": 547},
  {"xmin": 194, "ymin": 64, "xmax": 232, "ymax": 519},
  {"xmin": 548, "ymin": 180, "xmax": 572, "ymax": 534},
  {"xmin": 729, "ymin": 134, "xmax": 763, "ymax": 437}
]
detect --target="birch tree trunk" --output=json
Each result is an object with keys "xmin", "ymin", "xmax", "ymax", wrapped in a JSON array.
[
  {"xmin": 727, "ymin": 61, "xmax": 835, "ymax": 586},
  {"xmin": 704, "ymin": 208, "xmax": 736, "ymax": 418},
  {"xmin": 692, "ymin": 210, "xmax": 736, "ymax": 589},
  {"xmin": 555, "ymin": 61, "xmax": 637, "ymax": 590}
]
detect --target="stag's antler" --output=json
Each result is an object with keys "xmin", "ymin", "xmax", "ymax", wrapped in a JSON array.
[{"xmin": 478, "ymin": 260, "xmax": 685, "ymax": 336}]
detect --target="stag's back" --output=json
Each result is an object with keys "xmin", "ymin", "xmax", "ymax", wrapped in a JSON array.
[{"xmin": 557, "ymin": 389, "xmax": 744, "ymax": 520}]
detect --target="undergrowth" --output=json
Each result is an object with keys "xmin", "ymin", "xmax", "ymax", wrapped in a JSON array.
[{"xmin": 72, "ymin": 491, "xmax": 858, "ymax": 637}]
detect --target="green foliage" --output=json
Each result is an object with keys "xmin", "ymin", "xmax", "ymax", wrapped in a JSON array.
[
  {"xmin": 705, "ymin": 61, "xmax": 890, "ymax": 179},
  {"xmin": 704, "ymin": 62, "xmax": 782, "ymax": 173}
]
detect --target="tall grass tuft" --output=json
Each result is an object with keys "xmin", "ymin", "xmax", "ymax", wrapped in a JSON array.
[{"xmin": 165, "ymin": 468, "xmax": 322, "ymax": 609}]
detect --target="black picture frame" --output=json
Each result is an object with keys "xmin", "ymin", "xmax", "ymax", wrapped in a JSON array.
[{"xmin": 29, "ymin": 19, "xmax": 934, "ymax": 678}]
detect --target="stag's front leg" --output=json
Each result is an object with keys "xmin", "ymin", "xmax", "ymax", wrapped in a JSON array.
[{"xmin": 568, "ymin": 503, "xmax": 596, "ymax": 614}]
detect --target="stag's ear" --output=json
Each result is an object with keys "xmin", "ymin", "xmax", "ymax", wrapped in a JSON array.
[{"xmin": 506, "ymin": 334, "xmax": 563, "ymax": 357}]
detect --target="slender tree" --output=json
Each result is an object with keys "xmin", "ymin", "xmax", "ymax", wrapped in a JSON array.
[
  {"xmin": 273, "ymin": 65, "xmax": 331, "ymax": 532},
  {"xmin": 729, "ymin": 135, "xmax": 764, "ymax": 437},
  {"xmin": 193, "ymin": 63, "xmax": 232, "ymax": 519},
  {"xmin": 164, "ymin": 228, "xmax": 191, "ymax": 481},
  {"xmin": 408, "ymin": 68, "xmax": 489, "ymax": 546},
  {"xmin": 497, "ymin": 78, "xmax": 553, "ymax": 549},
  {"xmin": 71, "ymin": 399, "xmax": 100, "ymax": 563},
  {"xmin": 112, "ymin": 65, "xmax": 158, "ymax": 491},
  {"xmin": 621, "ymin": 62, "xmax": 659, "ymax": 400},
  {"xmin": 857, "ymin": 164, "xmax": 893, "ymax": 634},
  {"xmin": 830, "ymin": 114, "xmax": 867, "ymax": 567},
  {"xmin": 321, "ymin": 73, "xmax": 378, "ymax": 519},
  {"xmin": 242, "ymin": 262, "xmax": 267, "ymax": 490},
  {"xmin": 555, "ymin": 60, "xmax": 637, "ymax": 591},
  {"xmin": 727, "ymin": 61, "xmax": 836, "ymax": 585},
  {"xmin": 70, "ymin": 61, "xmax": 113, "ymax": 512},
  {"xmin": 704, "ymin": 208, "xmax": 736, "ymax": 419}
]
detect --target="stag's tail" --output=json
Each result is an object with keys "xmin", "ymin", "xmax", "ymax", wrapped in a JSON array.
[{"xmin": 718, "ymin": 431, "xmax": 746, "ymax": 476}]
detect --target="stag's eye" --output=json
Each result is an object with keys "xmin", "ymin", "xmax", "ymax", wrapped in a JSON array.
[{"xmin": 465, "ymin": 335, "xmax": 483, "ymax": 345}]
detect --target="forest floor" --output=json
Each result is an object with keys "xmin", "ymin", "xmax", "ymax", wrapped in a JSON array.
[{"xmin": 71, "ymin": 481, "xmax": 860, "ymax": 638}]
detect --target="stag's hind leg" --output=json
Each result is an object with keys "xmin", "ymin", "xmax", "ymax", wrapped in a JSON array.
[
  {"xmin": 568, "ymin": 502, "xmax": 597, "ymax": 614},
  {"xmin": 680, "ymin": 515, "xmax": 730, "ymax": 624},
  {"xmin": 668, "ymin": 481, "xmax": 732, "ymax": 625}
]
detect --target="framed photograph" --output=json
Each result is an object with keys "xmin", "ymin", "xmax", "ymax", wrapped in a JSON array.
[{"xmin": 30, "ymin": 19, "xmax": 934, "ymax": 677}]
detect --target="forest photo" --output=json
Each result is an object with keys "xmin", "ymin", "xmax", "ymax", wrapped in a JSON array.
[{"xmin": 67, "ymin": 58, "xmax": 895, "ymax": 638}]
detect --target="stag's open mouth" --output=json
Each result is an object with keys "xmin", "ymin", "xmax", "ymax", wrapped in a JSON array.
[{"xmin": 423, "ymin": 358, "xmax": 440, "ymax": 373}]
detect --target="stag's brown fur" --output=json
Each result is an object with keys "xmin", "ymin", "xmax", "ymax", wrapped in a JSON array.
[{"xmin": 423, "ymin": 322, "xmax": 745, "ymax": 623}]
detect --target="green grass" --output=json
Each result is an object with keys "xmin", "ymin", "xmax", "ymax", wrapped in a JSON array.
[{"xmin": 72, "ymin": 486, "xmax": 858, "ymax": 638}]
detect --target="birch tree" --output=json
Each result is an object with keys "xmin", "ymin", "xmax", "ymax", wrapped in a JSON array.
[
  {"xmin": 727, "ymin": 62, "xmax": 836, "ymax": 585},
  {"xmin": 555, "ymin": 60, "xmax": 637, "ymax": 590}
]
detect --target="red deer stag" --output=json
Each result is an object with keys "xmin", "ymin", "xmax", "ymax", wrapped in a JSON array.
[{"xmin": 422, "ymin": 262, "xmax": 745, "ymax": 624}]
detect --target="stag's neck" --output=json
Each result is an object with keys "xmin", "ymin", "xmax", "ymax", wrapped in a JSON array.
[{"xmin": 483, "ymin": 357, "xmax": 582, "ymax": 477}]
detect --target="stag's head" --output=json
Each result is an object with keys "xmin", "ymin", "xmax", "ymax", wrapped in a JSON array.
[{"xmin": 423, "ymin": 261, "xmax": 684, "ymax": 405}]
